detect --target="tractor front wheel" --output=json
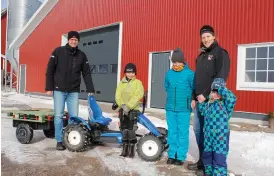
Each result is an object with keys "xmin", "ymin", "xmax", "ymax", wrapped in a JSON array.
[{"xmin": 63, "ymin": 124, "xmax": 89, "ymax": 152}]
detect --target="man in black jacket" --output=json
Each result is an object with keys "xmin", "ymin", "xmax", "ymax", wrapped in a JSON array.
[
  {"xmin": 188, "ymin": 25, "xmax": 230, "ymax": 175},
  {"xmin": 45, "ymin": 31, "xmax": 95, "ymax": 150}
]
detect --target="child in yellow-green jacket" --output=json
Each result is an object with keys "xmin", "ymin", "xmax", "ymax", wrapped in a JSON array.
[{"xmin": 115, "ymin": 63, "xmax": 144, "ymax": 158}]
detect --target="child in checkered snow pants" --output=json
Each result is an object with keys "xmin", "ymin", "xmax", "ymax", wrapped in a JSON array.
[{"xmin": 198, "ymin": 78, "xmax": 236, "ymax": 176}]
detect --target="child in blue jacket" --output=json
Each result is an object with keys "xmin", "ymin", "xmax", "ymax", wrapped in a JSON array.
[
  {"xmin": 198, "ymin": 78, "xmax": 236, "ymax": 176},
  {"xmin": 164, "ymin": 48, "xmax": 195, "ymax": 165}
]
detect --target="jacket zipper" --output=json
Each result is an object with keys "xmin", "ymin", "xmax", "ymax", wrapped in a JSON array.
[
  {"xmin": 174, "ymin": 87, "xmax": 176, "ymax": 111},
  {"xmin": 187, "ymin": 98, "xmax": 189, "ymax": 110},
  {"xmin": 65, "ymin": 55, "xmax": 69, "ymax": 90}
]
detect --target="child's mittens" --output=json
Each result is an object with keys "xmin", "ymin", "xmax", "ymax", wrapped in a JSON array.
[{"xmin": 211, "ymin": 78, "xmax": 226, "ymax": 90}]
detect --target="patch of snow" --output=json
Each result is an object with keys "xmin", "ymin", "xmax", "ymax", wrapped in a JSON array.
[
  {"xmin": 230, "ymin": 124, "xmax": 241, "ymax": 128},
  {"xmin": 258, "ymin": 124, "xmax": 268, "ymax": 128},
  {"xmin": 228, "ymin": 131, "xmax": 274, "ymax": 176}
]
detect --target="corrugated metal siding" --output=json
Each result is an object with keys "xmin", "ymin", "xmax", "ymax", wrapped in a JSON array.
[
  {"xmin": 1, "ymin": 14, "xmax": 7, "ymax": 55},
  {"xmin": 1, "ymin": 13, "xmax": 9, "ymax": 70},
  {"xmin": 20, "ymin": 0, "xmax": 274, "ymax": 114}
]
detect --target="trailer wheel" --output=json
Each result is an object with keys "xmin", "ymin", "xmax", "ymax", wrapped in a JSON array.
[
  {"xmin": 43, "ymin": 129, "xmax": 55, "ymax": 138},
  {"xmin": 63, "ymin": 124, "xmax": 89, "ymax": 152},
  {"xmin": 137, "ymin": 135, "xmax": 163, "ymax": 161},
  {"xmin": 16, "ymin": 123, "xmax": 33, "ymax": 144}
]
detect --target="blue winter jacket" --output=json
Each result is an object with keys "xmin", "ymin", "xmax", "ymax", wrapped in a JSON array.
[{"xmin": 164, "ymin": 63, "xmax": 195, "ymax": 112}]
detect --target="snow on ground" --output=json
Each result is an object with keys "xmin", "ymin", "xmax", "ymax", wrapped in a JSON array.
[
  {"xmin": 1, "ymin": 92, "xmax": 274, "ymax": 176},
  {"xmin": 228, "ymin": 131, "xmax": 274, "ymax": 176}
]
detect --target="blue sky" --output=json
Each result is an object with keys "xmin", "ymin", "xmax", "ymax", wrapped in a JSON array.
[
  {"xmin": 1, "ymin": 0, "xmax": 7, "ymax": 10},
  {"xmin": 2, "ymin": 0, "xmax": 46, "ymax": 10}
]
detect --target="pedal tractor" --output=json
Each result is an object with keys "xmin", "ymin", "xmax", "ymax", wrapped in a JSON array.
[{"xmin": 63, "ymin": 95, "xmax": 168, "ymax": 161}]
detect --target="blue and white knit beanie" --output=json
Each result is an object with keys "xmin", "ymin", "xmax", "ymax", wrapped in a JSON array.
[{"xmin": 211, "ymin": 78, "xmax": 226, "ymax": 90}]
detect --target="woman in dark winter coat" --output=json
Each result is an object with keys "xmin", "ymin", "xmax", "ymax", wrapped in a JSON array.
[{"xmin": 188, "ymin": 25, "xmax": 231, "ymax": 175}]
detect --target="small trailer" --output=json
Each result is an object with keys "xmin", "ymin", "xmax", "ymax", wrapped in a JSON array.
[{"xmin": 7, "ymin": 109, "xmax": 68, "ymax": 144}]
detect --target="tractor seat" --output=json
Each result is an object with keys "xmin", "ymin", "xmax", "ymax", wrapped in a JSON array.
[{"xmin": 88, "ymin": 95, "xmax": 112, "ymax": 126}]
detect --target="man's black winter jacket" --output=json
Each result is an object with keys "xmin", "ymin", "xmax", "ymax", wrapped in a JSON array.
[
  {"xmin": 193, "ymin": 42, "xmax": 230, "ymax": 100},
  {"xmin": 45, "ymin": 44, "xmax": 95, "ymax": 93}
]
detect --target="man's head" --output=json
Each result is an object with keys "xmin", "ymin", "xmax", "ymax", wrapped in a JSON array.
[
  {"xmin": 124, "ymin": 63, "xmax": 136, "ymax": 79},
  {"xmin": 200, "ymin": 25, "xmax": 215, "ymax": 48},
  {"xmin": 68, "ymin": 31, "xmax": 80, "ymax": 48}
]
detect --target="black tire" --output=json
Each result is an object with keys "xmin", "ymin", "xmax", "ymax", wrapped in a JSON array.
[
  {"xmin": 63, "ymin": 124, "xmax": 89, "ymax": 152},
  {"xmin": 16, "ymin": 124, "xmax": 33, "ymax": 144},
  {"xmin": 43, "ymin": 129, "xmax": 55, "ymax": 138},
  {"xmin": 30, "ymin": 128, "xmax": 33, "ymax": 141},
  {"xmin": 137, "ymin": 135, "xmax": 163, "ymax": 161},
  {"xmin": 156, "ymin": 127, "xmax": 168, "ymax": 149}
]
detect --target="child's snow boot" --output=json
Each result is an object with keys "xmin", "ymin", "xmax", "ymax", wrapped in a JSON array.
[
  {"xmin": 174, "ymin": 160, "xmax": 184, "ymax": 166},
  {"xmin": 187, "ymin": 160, "xmax": 203, "ymax": 170},
  {"xmin": 120, "ymin": 143, "xmax": 129, "ymax": 157},
  {"xmin": 166, "ymin": 158, "xmax": 176, "ymax": 164},
  {"xmin": 195, "ymin": 169, "xmax": 205, "ymax": 176},
  {"xmin": 128, "ymin": 144, "xmax": 135, "ymax": 158}
]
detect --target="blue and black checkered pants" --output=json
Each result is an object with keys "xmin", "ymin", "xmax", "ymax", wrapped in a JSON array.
[
  {"xmin": 198, "ymin": 87, "xmax": 237, "ymax": 176},
  {"xmin": 201, "ymin": 103, "xmax": 230, "ymax": 176}
]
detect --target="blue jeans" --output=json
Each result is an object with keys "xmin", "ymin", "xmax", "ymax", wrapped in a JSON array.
[
  {"xmin": 193, "ymin": 102, "xmax": 204, "ymax": 161},
  {"xmin": 53, "ymin": 91, "xmax": 79, "ymax": 142},
  {"xmin": 166, "ymin": 111, "xmax": 191, "ymax": 161}
]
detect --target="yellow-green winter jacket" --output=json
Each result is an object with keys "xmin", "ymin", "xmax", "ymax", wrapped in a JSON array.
[{"xmin": 115, "ymin": 77, "xmax": 144, "ymax": 111}]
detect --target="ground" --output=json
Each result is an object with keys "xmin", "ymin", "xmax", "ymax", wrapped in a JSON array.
[{"xmin": 1, "ymin": 92, "xmax": 274, "ymax": 176}]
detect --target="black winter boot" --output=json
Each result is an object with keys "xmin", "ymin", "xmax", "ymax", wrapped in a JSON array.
[
  {"xmin": 56, "ymin": 142, "xmax": 66, "ymax": 150},
  {"xmin": 120, "ymin": 143, "xmax": 129, "ymax": 157},
  {"xmin": 174, "ymin": 159, "xmax": 184, "ymax": 166},
  {"xmin": 187, "ymin": 160, "xmax": 203, "ymax": 170},
  {"xmin": 166, "ymin": 158, "xmax": 176, "ymax": 164},
  {"xmin": 128, "ymin": 144, "xmax": 135, "ymax": 158},
  {"xmin": 195, "ymin": 169, "xmax": 205, "ymax": 176}
]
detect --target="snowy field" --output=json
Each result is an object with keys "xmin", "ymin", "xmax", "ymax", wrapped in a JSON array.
[{"xmin": 1, "ymin": 92, "xmax": 274, "ymax": 176}]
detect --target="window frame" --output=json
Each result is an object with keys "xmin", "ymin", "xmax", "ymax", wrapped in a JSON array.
[
  {"xmin": 110, "ymin": 64, "xmax": 118, "ymax": 73},
  {"xmin": 237, "ymin": 42, "xmax": 274, "ymax": 91}
]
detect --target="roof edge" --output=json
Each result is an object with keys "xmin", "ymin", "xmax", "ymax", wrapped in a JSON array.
[
  {"xmin": 8, "ymin": 0, "xmax": 59, "ymax": 49},
  {"xmin": 1, "ymin": 8, "xmax": 7, "ymax": 17}
]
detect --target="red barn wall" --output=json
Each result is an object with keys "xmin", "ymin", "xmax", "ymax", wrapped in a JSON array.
[
  {"xmin": 19, "ymin": 0, "xmax": 274, "ymax": 114},
  {"xmin": 1, "ymin": 13, "xmax": 10, "ymax": 71}
]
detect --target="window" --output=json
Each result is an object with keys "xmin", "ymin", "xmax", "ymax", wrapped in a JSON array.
[
  {"xmin": 98, "ymin": 64, "xmax": 108, "ymax": 74},
  {"xmin": 93, "ymin": 41, "xmax": 98, "ymax": 44},
  {"xmin": 90, "ymin": 65, "xmax": 96, "ymax": 74},
  {"xmin": 99, "ymin": 40, "xmax": 103, "ymax": 44},
  {"xmin": 237, "ymin": 43, "xmax": 274, "ymax": 91},
  {"xmin": 110, "ymin": 64, "xmax": 117, "ymax": 73}
]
